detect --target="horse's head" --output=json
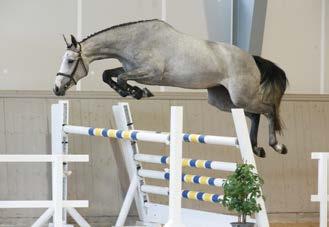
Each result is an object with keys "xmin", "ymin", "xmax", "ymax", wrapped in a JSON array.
[{"xmin": 53, "ymin": 35, "xmax": 89, "ymax": 96}]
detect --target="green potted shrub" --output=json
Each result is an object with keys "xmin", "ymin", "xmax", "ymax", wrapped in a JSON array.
[{"xmin": 221, "ymin": 164, "xmax": 264, "ymax": 227}]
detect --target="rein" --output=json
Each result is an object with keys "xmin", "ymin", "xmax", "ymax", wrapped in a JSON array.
[{"xmin": 56, "ymin": 50, "xmax": 87, "ymax": 85}]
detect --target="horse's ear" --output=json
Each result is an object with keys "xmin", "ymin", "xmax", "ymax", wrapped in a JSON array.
[
  {"xmin": 70, "ymin": 34, "xmax": 78, "ymax": 48},
  {"xmin": 62, "ymin": 34, "xmax": 69, "ymax": 48}
]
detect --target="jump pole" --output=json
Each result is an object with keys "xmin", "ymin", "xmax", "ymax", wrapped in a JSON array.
[{"xmin": 164, "ymin": 106, "xmax": 185, "ymax": 227}]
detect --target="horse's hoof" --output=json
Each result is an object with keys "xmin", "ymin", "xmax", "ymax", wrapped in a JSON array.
[
  {"xmin": 143, "ymin": 88, "xmax": 154, "ymax": 97},
  {"xmin": 281, "ymin": 144, "xmax": 288, "ymax": 154},
  {"xmin": 272, "ymin": 143, "xmax": 288, "ymax": 154},
  {"xmin": 118, "ymin": 89, "xmax": 129, "ymax": 97},
  {"xmin": 130, "ymin": 86, "xmax": 144, "ymax": 100},
  {"xmin": 253, "ymin": 147, "xmax": 266, "ymax": 158}
]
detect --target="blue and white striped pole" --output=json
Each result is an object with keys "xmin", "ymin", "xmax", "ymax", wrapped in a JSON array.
[{"xmin": 134, "ymin": 153, "xmax": 237, "ymax": 172}]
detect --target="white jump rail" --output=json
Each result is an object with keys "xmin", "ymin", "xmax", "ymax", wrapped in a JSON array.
[
  {"xmin": 311, "ymin": 152, "xmax": 329, "ymax": 227},
  {"xmin": 62, "ymin": 126, "xmax": 238, "ymax": 147},
  {"xmin": 134, "ymin": 153, "xmax": 238, "ymax": 172},
  {"xmin": 0, "ymin": 154, "xmax": 89, "ymax": 227}
]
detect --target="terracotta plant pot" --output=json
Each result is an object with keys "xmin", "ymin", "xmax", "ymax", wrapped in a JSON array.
[{"xmin": 230, "ymin": 222, "xmax": 255, "ymax": 227}]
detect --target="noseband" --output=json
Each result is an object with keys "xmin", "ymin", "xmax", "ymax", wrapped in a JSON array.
[{"xmin": 56, "ymin": 51, "xmax": 87, "ymax": 85}]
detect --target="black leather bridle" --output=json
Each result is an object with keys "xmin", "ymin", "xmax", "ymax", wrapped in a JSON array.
[{"xmin": 56, "ymin": 50, "xmax": 87, "ymax": 85}]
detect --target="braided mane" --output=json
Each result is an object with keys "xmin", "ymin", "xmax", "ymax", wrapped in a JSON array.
[{"xmin": 80, "ymin": 19, "xmax": 159, "ymax": 43}]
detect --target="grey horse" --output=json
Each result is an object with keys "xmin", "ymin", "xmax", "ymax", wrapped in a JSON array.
[{"xmin": 54, "ymin": 19, "xmax": 288, "ymax": 158}]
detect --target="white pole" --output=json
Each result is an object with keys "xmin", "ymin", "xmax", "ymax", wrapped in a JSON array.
[
  {"xmin": 232, "ymin": 109, "xmax": 269, "ymax": 227},
  {"xmin": 161, "ymin": 0, "xmax": 167, "ymax": 21},
  {"xmin": 140, "ymin": 185, "xmax": 169, "ymax": 196},
  {"xmin": 66, "ymin": 207, "xmax": 91, "ymax": 227},
  {"xmin": 115, "ymin": 175, "xmax": 139, "ymax": 227},
  {"xmin": 60, "ymin": 101, "xmax": 69, "ymax": 224},
  {"xmin": 76, "ymin": 0, "xmax": 82, "ymax": 91},
  {"xmin": 51, "ymin": 103, "xmax": 65, "ymax": 156},
  {"xmin": 112, "ymin": 103, "xmax": 148, "ymax": 222},
  {"xmin": 318, "ymin": 155, "xmax": 328, "ymax": 227},
  {"xmin": 31, "ymin": 208, "xmax": 54, "ymax": 227},
  {"xmin": 51, "ymin": 102, "xmax": 67, "ymax": 225},
  {"xmin": 53, "ymin": 156, "xmax": 64, "ymax": 227},
  {"xmin": 164, "ymin": 106, "xmax": 185, "ymax": 227}
]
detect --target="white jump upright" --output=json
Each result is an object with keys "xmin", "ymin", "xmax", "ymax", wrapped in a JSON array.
[
  {"xmin": 164, "ymin": 107, "xmax": 185, "ymax": 227},
  {"xmin": 0, "ymin": 100, "xmax": 90, "ymax": 227},
  {"xmin": 311, "ymin": 152, "xmax": 329, "ymax": 227},
  {"xmin": 50, "ymin": 100, "xmax": 91, "ymax": 227}
]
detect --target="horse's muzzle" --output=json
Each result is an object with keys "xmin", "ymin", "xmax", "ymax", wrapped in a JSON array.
[{"xmin": 53, "ymin": 85, "xmax": 65, "ymax": 96}]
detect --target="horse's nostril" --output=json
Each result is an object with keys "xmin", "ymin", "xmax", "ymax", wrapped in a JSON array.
[{"xmin": 53, "ymin": 86, "xmax": 61, "ymax": 96}]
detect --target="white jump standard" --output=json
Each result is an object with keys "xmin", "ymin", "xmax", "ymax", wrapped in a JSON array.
[
  {"xmin": 0, "ymin": 100, "xmax": 90, "ymax": 227},
  {"xmin": 311, "ymin": 152, "xmax": 329, "ymax": 227}
]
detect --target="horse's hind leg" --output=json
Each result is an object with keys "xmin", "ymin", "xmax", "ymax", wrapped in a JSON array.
[
  {"xmin": 267, "ymin": 111, "xmax": 288, "ymax": 154},
  {"xmin": 245, "ymin": 113, "xmax": 265, "ymax": 158},
  {"xmin": 207, "ymin": 86, "xmax": 265, "ymax": 158}
]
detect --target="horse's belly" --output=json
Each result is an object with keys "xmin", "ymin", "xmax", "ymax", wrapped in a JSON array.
[{"xmin": 159, "ymin": 72, "xmax": 223, "ymax": 89}]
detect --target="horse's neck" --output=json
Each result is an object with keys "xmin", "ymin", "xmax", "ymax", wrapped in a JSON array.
[{"xmin": 81, "ymin": 28, "xmax": 138, "ymax": 63}]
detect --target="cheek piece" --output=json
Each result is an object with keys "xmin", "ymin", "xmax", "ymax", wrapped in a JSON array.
[{"xmin": 56, "ymin": 51, "xmax": 87, "ymax": 86}]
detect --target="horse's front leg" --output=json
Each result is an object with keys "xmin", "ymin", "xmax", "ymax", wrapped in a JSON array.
[
  {"xmin": 102, "ymin": 67, "xmax": 130, "ymax": 97},
  {"xmin": 117, "ymin": 68, "xmax": 154, "ymax": 99},
  {"xmin": 267, "ymin": 112, "xmax": 288, "ymax": 154}
]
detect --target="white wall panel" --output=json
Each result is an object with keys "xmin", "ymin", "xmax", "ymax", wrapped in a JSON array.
[
  {"xmin": 0, "ymin": 0, "xmax": 77, "ymax": 90},
  {"xmin": 262, "ymin": 0, "xmax": 322, "ymax": 93}
]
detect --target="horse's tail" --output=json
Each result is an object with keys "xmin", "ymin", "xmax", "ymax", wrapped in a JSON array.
[{"xmin": 253, "ymin": 55, "xmax": 288, "ymax": 134}]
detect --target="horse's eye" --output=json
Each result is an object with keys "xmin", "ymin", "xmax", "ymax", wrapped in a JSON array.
[{"xmin": 68, "ymin": 59, "xmax": 74, "ymax": 64}]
